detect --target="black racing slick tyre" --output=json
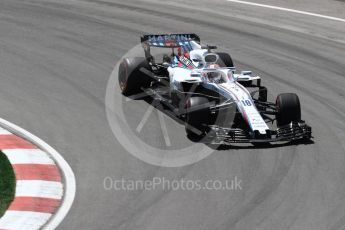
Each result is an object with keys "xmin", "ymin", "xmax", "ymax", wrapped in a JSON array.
[
  {"xmin": 276, "ymin": 93, "xmax": 301, "ymax": 127},
  {"xmin": 216, "ymin": 52, "xmax": 234, "ymax": 67},
  {"xmin": 185, "ymin": 97, "xmax": 211, "ymax": 140},
  {"xmin": 118, "ymin": 57, "xmax": 152, "ymax": 96}
]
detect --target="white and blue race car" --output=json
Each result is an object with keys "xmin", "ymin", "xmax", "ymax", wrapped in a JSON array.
[{"xmin": 118, "ymin": 34, "xmax": 311, "ymax": 144}]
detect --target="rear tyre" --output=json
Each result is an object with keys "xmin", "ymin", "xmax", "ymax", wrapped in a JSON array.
[
  {"xmin": 118, "ymin": 57, "xmax": 152, "ymax": 96},
  {"xmin": 216, "ymin": 52, "xmax": 234, "ymax": 67},
  {"xmin": 276, "ymin": 93, "xmax": 301, "ymax": 127},
  {"xmin": 185, "ymin": 97, "xmax": 211, "ymax": 140}
]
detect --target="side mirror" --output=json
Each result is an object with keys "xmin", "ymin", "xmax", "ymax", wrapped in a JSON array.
[
  {"xmin": 201, "ymin": 45, "xmax": 218, "ymax": 51},
  {"xmin": 241, "ymin": 71, "xmax": 252, "ymax": 76},
  {"xmin": 190, "ymin": 72, "xmax": 202, "ymax": 78}
]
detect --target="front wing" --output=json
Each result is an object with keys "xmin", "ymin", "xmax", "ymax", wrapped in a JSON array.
[{"xmin": 207, "ymin": 121, "xmax": 312, "ymax": 144}]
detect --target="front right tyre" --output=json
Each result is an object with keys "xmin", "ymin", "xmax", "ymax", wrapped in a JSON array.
[{"xmin": 276, "ymin": 93, "xmax": 301, "ymax": 127}]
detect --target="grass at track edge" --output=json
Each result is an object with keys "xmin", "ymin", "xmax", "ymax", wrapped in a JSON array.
[{"xmin": 0, "ymin": 150, "xmax": 15, "ymax": 217}]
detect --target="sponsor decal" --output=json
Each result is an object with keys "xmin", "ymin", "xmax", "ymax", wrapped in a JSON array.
[
  {"xmin": 178, "ymin": 55, "xmax": 196, "ymax": 69},
  {"xmin": 147, "ymin": 34, "xmax": 194, "ymax": 47},
  {"xmin": 165, "ymin": 39, "xmax": 177, "ymax": 47},
  {"xmin": 148, "ymin": 34, "xmax": 192, "ymax": 43}
]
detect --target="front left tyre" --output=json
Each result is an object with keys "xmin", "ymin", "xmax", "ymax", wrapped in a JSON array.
[{"xmin": 118, "ymin": 57, "xmax": 152, "ymax": 96}]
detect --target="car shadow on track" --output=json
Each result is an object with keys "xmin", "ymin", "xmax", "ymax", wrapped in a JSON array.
[{"xmin": 132, "ymin": 96, "xmax": 314, "ymax": 151}]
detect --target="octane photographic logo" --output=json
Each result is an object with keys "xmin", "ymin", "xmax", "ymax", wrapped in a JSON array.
[{"xmin": 105, "ymin": 44, "xmax": 233, "ymax": 167}]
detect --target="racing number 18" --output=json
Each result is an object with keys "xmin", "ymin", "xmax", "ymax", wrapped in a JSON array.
[{"xmin": 241, "ymin": 100, "xmax": 252, "ymax": 107}]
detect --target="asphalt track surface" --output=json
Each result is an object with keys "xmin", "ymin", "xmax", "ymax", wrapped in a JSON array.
[{"xmin": 1, "ymin": 0, "xmax": 345, "ymax": 229}]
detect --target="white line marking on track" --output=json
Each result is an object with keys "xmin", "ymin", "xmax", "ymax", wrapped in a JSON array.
[
  {"xmin": 226, "ymin": 0, "xmax": 345, "ymax": 23},
  {"xmin": 0, "ymin": 211, "xmax": 52, "ymax": 230},
  {"xmin": 16, "ymin": 180, "xmax": 63, "ymax": 200},
  {"xmin": 3, "ymin": 149, "xmax": 55, "ymax": 165}
]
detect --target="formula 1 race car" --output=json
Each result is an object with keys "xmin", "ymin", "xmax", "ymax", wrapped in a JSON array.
[{"xmin": 118, "ymin": 33, "xmax": 312, "ymax": 144}]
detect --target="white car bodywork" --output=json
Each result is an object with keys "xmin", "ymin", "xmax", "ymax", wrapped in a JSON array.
[{"xmin": 167, "ymin": 41, "xmax": 269, "ymax": 135}]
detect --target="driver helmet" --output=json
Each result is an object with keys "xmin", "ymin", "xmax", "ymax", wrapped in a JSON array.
[
  {"xmin": 206, "ymin": 71, "xmax": 222, "ymax": 83},
  {"xmin": 189, "ymin": 51, "xmax": 204, "ymax": 68}
]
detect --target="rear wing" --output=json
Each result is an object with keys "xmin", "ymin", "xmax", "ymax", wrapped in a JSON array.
[
  {"xmin": 141, "ymin": 33, "xmax": 200, "ymax": 62},
  {"xmin": 141, "ymin": 34, "xmax": 200, "ymax": 47}
]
